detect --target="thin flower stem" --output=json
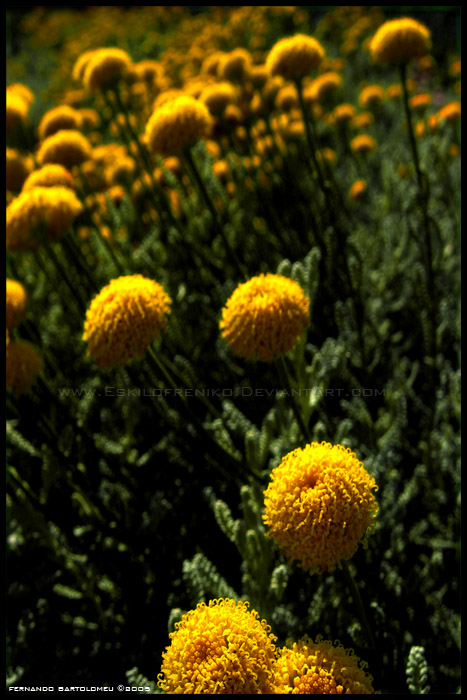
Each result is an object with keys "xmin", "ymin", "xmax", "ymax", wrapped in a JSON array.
[
  {"xmin": 275, "ymin": 353, "xmax": 311, "ymax": 443},
  {"xmin": 341, "ymin": 558, "xmax": 376, "ymax": 651}
]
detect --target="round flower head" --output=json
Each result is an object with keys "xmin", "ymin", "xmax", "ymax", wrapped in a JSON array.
[
  {"xmin": 305, "ymin": 71, "xmax": 342, "ymax": 103},
  {"xmin": 38, "ymin": 105, "xmax": 83, "ymax": 141},
  {"xmin": 6, "ymin": 90, "xmax": 29, "ymax": 133},
  {"xmin": 144, "ymin": 95, "xmax": 212, "ymax": 156},
  {"xmin": 349, "ymin": 179, "xmax": 367, "ymax": 202},
  {"xmin": 263, "ymin": 442, "xmax": 379, "ymax": 573},
  {"xmin": 369, "ymin": 18, "xmax": 431, "ymax": 64},
  {"xmin": 6, "ymin": 148, "xmax": 33, "ymax": 192},
  {"xmin": 266, "ymin": 34, "xmax": 325, "ymax": 81},
  {"xmin": 437, "ymin": 101, "xmax": 461, "ymax": 125},
  {"xmin": 275, "ymin": 635, "xmax": 375, "ymax": 694},
  {"xmin": 82, "ymin": 274, "xmax": 172, "ymax": 368},
  {"xmin": 157, "ymin": 598, "xmax": 279, "ymax": 694},
  {"xmin": 6, "ymin": 279, "xmax": 28, "ymax": 329},
  {"xmin": 333, "ymin": 103, "xmax": 357, "ymax": 124},
  {"xmin": 83, "ymin": 47, "xmax": 132, "ymax": 92},
  {"xmin": 22, "ymin": 164, "xmax": 75, "ymax": 192},
  {"xmin": 359, "ymin": 85, "xmax": 385, "ymax": 109},
  {"xmin": 218, "ymin": 48, "xmax": 252, "ymax": 82},
  {"xmin": 351, "ymin": 134, "xmax": 377, "ymax": 155},
  {"xmin": 199, "ymin": 81, "xmax": 237, "ymax": 116},
  {"xmin": 219, "ymin": 273, "xmax": 310, "ymax": 363},
  {"xmin": 6, "ymin": 340, "xmax": 44, "ymax": 397},
  {"xmin": 6, "ymin": 186, "xmax": 83, "ymax": 252},
  {"xmin": 37, "ymin": 130, "xmax": 92, "ymax": 169}
]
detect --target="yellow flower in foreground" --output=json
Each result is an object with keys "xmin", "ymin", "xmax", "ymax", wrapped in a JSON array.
[
  {"xmin": 219, "ymin": 273, "xmax": 310, "ymax": 363},
  {"xmin": 6, "ymin": 340, "xmax": 44, "ymax": 397},
  {"xmin": 6, "ymin": 186, "xmax": 83, "ymax": 252},
  {"xmin": 82, "ymin": 274, "xmax": 172, "ymax": 369},
  {"xmin": 37, "ymin": 130, "xmax": 92, "ymax": 169},
  {"xmin": 263, "ymin": 442, "xmax": 379, "ymax": 573},
  {"xmin": 83, "ymin": 47, "xmax": 132, "ymax": 92},
  {"xmin": 369, "ymin": 17, "xmax": 431, "ymax": 64},
  {"xmin": 6, "ymin": 279, "xmax": 28, "ymax": 330},
  {"xmin": 157, "ymin": 598, "xmax": 279, "ymax": 694},
  {"xmin": 144, "ymin": 96, "xmax": 212, "ymax": 156},
  {"xmin": 275, "ymin": 635, "xmax": 375, "ymax": 694},
  {"xmin": 266, "ymin": 34, "xmax": 325, "ymax": 81}
]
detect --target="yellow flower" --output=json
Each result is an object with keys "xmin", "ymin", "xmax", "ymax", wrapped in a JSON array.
[
  {"xmin": 218, "ymin": 48, "xmax": 252, "ymax": 82},
  {"xmin": 409, "ymin": 93, "xmax": 432, "ymax": 111},
  {"xmin": 38, "ymin": 105, "xmax": 83, "ymax": 141},
  {"xmin": 350, "ymin": 112, "xmax": 375, "ymax": 130},
  {"xmin": 6, "ymin": 148, "xmax": 33, "ymax": 192},
  {"xmin": 82, "ymin": 274, "xmax": 172, "ymax": 369},
  {"xmin": 72, "ymin": 49, "xmax": 100, "ymax": 83},
  {"xmin": 275, "ymin": 635, "xmax": 375, "ymax": 694},
  {"xmin": 386, "ymin": 84, "xmax": 403, "ymax": 100},
  {"xmin": 6, "ymin": 340, "xmax": 44, "ymax": 397},
  {"xmin": 6, "ymin": 279, "xmax": 28, "ymax": 329},
  {"xmin": 144, "ymin": 95, "xmax": 212, "ymax": 156},
  {"xmin": 199, "ymin": 81, "xmax": 237, "ymax": 116},
  {"xmin": 266, "ymin": 34, "xmax": 325, "ymax": 81},
  {"xmin": 6, "ymin": 91, "xmax": 29, "ymax": 133},
  {"xmin": 82, "ymin": 47, "xmax": 132, "ymax": 92},
  {"xmin": 157, "ymin": 598, "xmax": 279, "ymax": 694},
  {"xmin": 276, "ymin": 84, "xmax": 299, "ymax": 111},
  {"xmin": 333, "ymin": 103, "xmax": 357, "ymax": 124},
  {"xmin": 6, "ymin": 186, "xmax": 83, "ymax": 252},
  {"xmin": 369, "ymin": 17, "xmax": 431, "ymax": 64},
  {"xmin": 304, "ymin": 71, "xmax": 342, "ymax": 103},
  {"xmin": 359, "ymin": 85, "xmax": 385, "ymax": 109},
  {"xmin": 7, "ymin": 83, "xmax": 35, "ymax": 106},
  {"xmin": 350, "ymin": 134, "xmax": 377, "ymax": 154},
  {"xmin": 349, "ymin": 179, "xmax": 367, "ymax": 201},
  {"xmin": 22, "ymin": 164, "xmax": 75, "ymax": 192},
  {"xmin": 263, "ymin": 442, "xmax": 379, "ymax": 573},
  {"xmin": 219, "ymin": 273, "xmax": 310, "ymax": 363},
  {"xmin": 437, "ymin": 101, "xmax": 461, "ymax": 124},
  {"xmin": 37, "ymin": 130, "xmax": 92, "ymax": 169}
]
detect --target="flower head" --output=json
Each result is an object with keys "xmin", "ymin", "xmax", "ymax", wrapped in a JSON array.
[
  {"xmin": 22, "ymin": 164, "xmax": 75, "ymax": 192},
  {"xmin": 37, "ymin": 130, "xmax": 92, "ymax": 169},
  {"xmin": 6, "ymin": 340, "xmax": 44, "ymax": 397},
  {"xmin": 263, "ymin": 442, "xmax": 379, "ymax": 573},
  {"xmin": 305, "ymin": 71, "xmax": 343, "ymax": 103},
  {"xmin": 369, "ymin": 18, "xmax": 431, "ymax": 64},
  {"xmin": 38, "ymin": 105, "xmax": 83, "ymax": 141},
  {"xmin": 6, "ymin": 90, "xmax": 29, "ymax": 133},
  {"xmin": 82, "ymin": 274, "xmax": 172, "ymax": 368},
  {"xmin": 6, "ymin": 279, "xmax": 28, "ymax": 329},
  {"xmin": 275, "ymin": 635, "xmax": 375, "ymax": 694},
  {"xmin": 6, "ymin": 148, "xmax": 33, "ymax": 192},
  {"xmin": 437, "ymin": 101, "xmax": 461, "ymax": 124},
  {"xmin": 359, "ymin": 85, "xmax": 385, "ymax": 109},
  {"xmin": 144, "ymin": 95, "xmax": 212, "ymax": 156},
  {"xmin": 349, "ymin": 179, "xmax": 367, "ymax": 202},
  {"xmin": 6, "ymin": 186, "xmax": 83, "ymax": 252},
  {"xmin": 157, "ymin": 598, "xmax": 279, "ymax": 694},
  {"xmin": 82, "ymin": 47, "xmax": 132, "ymax": 92},
  {"xmin": 200, "ymin": 82, "xmax": 237, "ymax": 116},
  {"xmin": 266, "ymin": 34, "xmax": 325, "ymax": 81},
  {"xmin": 351, "ymin": 134, "xmax": 377, "ymax": 154},
  {"xmin": 219, "ymin": 273, "xmax": 310, "ymax": 363}
]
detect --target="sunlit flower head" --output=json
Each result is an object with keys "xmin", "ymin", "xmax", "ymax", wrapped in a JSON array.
[
  {"xmin": 6, "ymin": 186, "xmax": 83, "ymax": 252},
  {"xmin": 6, "ymin": 148, "xmax": 33, "ymax": 192},
  {"xmin": 6, "ymin": 90, "xmax": 29, "ymax": 133},
  {"xmin": 83, "ymin": 47, "xmax": 132, "ymax": 92},
  {"xmin": 350, "ymin": 134, "xmax": 377, "ymax": 154},
  {"xmin": 144, "ymin": 95, "xmax": 212, "ymax": 156},
  {"xmin": 359, "ymin": 85, "xmax": 385, "ymax": 109},
  {"xmin": 220, "ymin": 273, "xmax": 310, "ymax": 363},
  {"xmin": 7, "ymin": 83, "xmax": 35, "ymax": 106},
  {"xmin": 6, "ymin": 340, "xmax": 44, "ymax": 397},
  {"xmin": 82, "ymin": 274, "xmax": 172, "ymax": 369},
  {"xmin": 304, "ymin": 71, "xmax": 342, "ymax": 103},
  {"xmin": 37, "ymin": 130, "xmax": 92, "ymax": 169},
  {"xmin": 72, "ymin": 49, "xmax": 100, "ymax": 83},
  {"xmin": 275, "ymin": 635, "xmax": 375, "ymax": 694},
  {"xmin": 349, "ymin": 179, "xmax": 367, "ymax": 202},
  {"xmin": 157, "ymin": 598, "xmax": 279, "ymax": 694},
  {"xmin": 369, "ymin": 18, "xmax": 431, "ymax": 64},
  {"xmin": 263, "ymin": 441, "xmax": 379, "ymax": 573},
  {"xmin": 22, "ymin": 164, "xmax": 76, "ymax": 192},
  {"xmin": 409, "ymin": 93, "xmax": 432, "ymax": 111},
  {"xmin": 199, "ymin": 81, "xmax": 237, "ymax": 117},
  {"xmin": 333, "ymin": 103, "xmax": 357, "ymax": 124},
  {"xmin": 6, "ymin": 279, "xmax": 28, "ymax": 330},
  {"xmin": 38, "ymin": 105, "xmax": 83, "ymax": 141},
  {"xmin": 266, "ymin": 34, "xmax": 325, "ymax": 81},
  {"xmin": 218, "ymin": 48, "xmax": 252, "ymax": 82},
  {"xmin": 437, "ymin": 101, "xmax": 461, "ymax": 124}
]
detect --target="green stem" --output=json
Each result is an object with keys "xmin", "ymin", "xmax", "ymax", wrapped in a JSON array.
[
  {"xmin": 341, "ymin": 558, "xmax": 376, "ymax": 651},
  {"xmin": 275, "ymin": 353, "xmax": 311, "ymax": 443}
]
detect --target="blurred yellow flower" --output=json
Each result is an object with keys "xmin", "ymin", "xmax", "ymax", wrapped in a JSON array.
[
  {"xmin": 351, "ymin": 134, "xmax": 377, "ymax": 154},
  {"xmin": 369, "ymin": 17, "xmax": 431, "ymax": 64},
  {"xmin": 6, "ymin": 340, "xmax": 44, "ymax": 398},
  {"xmin": 144, "ymin": 95, "xmax": 212, "ymax": 156},
  {"xmin": 38, "ymin": 105, "xmax": 83, "ymax": 141},
  {"xmin": 37, "ymin": 130, "xmax": 92, "ymax": 169},
  {"xmin": 82, "ymin": 47, "xmax": 132, "ymax": 92},
  {"xmin": 266, "ymin": 34, "xmax": 325, "ymax": 81},
  {"xmin": 6, "ymin": 279, "xmax": 28, "ymax": 330}
]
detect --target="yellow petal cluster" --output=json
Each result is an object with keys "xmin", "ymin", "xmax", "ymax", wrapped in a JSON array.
[
  {"xmin": 275, "ymin": 635, "xmax": 375, "ymax": 694},
  {"xmin": 82, "ymin": 274, "xmax": 172, "ymax": 368},
  {"xmin": 22, "ymin": 164, "xmax": 75, "ymax": 192},
  {"xmin": 144, "ymin": 95, "xmax": 212, "ymax": 156},
  {"xmin": 369, "ymin": 18, "xmax": 431, "ymax": 64},
  {"xmin": 37, "ymin": 129, "xmax": 92, "ymax": 169},
  {"xmin": 263, "ymin": 442, "xmax": 379, "ymax": 573},
  {"xmin": 199, "ymin": 81, "xmax": 237, "ymax": 116},
  {"xmin": 157, "ymin": 598, "xmax": 279, "ymax": 694},
  {"xmin": 351, "ymin": 134, "xmax": 377, "ymax": 154},
  {"xmin": 6, "ymin": 340, "xmax": 44, "ymax": 397},
  {"xmin": 82, "ymin": 47, "xmax": 132, "ymax": 92},
  {"xmin": 6, "ymin": 186, "xmax": 83, "ymax": 252},
  {"xmin": 6, "ymin": 279, "xmax": 28, "ymax": 329},
  {"xmin": 6, "ymin": 148, "xmax": 33, "ymax": 192},
  {"xmin": 38, "ymin": 105, "xmax": 83, "ymax": 141},
  {"xmin": 266, "ymin": 34, "xmax": 325, "ymax": 81},
  {"xmin": 219, "ymin": 273, "xmax": 310, "ymax": 363}
]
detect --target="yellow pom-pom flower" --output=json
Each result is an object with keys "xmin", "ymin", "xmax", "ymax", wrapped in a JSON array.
[
  {"xmin": 37, "ymin": 130, "xmax": 92, "ymax": 170},
  {"xmin": 437, "ymin": 101, "xmax": 461, "ymax": 124},
  {"xmin": 38, "ymin": 105, "xmax": 83, "ymax": 141},
  {"xmin": 263, "ymin": 442, "xmax": 379, "ymax": 573},
  {"xmin": 82, "ymin": 274, "xmax": 172, "ymax": 369},
  {"xmin": 351, "ymin": 134, "xmax": 377, "ymax": 154},
  {"xmin": 82, "ymin": 47, "xmax": 132, "ymax": 92},
  {"xmin": 333, "ymin": 103, "xmax": 357, "ymax": 125},
  {"xmin": 349, "ymin": 179, "xmax": 367, "ymax": 202},
  {"xmin": 369, "ymin": 18, "xmax": 431, "ymax": 64},
  {"xmin": 6, "ymin": 340, "xmax": 44, "ymax": 397},
  {"xmin": 359, "ymin": 85, "xmax": 385, "ymax": 109},
  {"xmin": 157, "ymin": 598, "xmax": 279, "ymax": 694},
  {"xmin": 6, "ymin": 90, "xmax": 29, "ymax": 133},
  {"xmin": 6, "ymin": 186, "xmax": 83, "ymax": 252},
  {"xmin": 219, "ymin": 273, "xmax": 310, "ymax": 363},
  {"xmin": 22, "ymin": 164, "xmax": 75, "ymax": 192},
  {"xmin": 199, "ymin": 81, "xmax": 237, "ymax": 117},
  {"xmin": 305, "ymin": 71, "xmax": 343, "ymax": 103},
  {"xmin": 266, "ymin": 34, "xmax": 325, "ymax": 81},
  {"xmin": 6, "ymin": 279, "xmax": 28, "ymax": 330},
  {"xmin": 144, "ymin": 95, "xmax": 212, "ymax": 156},
  {"xmin": 275, "ymin": 635, "xmax": 375, "ymax": 694},
  {"xmin": 6, "ymin": 148, "xmax": 33, "ymax": 192}
]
